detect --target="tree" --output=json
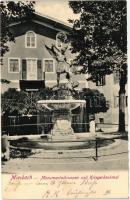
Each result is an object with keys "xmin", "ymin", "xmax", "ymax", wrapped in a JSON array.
[
  {"xmin": 69, "ymin": 1, "xmax": 127, "ymax": 132},
  {"xmin": 1, "ymin": 88, "xmax": 52, "ymax": 116},
  {"xmin": 1, "ymin": 88, "xmax": 52, "ymax": 134},
  {"xmin": 0, "ymin": 1, "xmax": 35, "ymax": 57},
  {"xmin": 80, "ymin": 88, "xmax": 109, "ymax": 115},
  {"xmin": 79, "ymin": 88, "xmax": 109, "ymax": 131},
  {"xmin": 1, "ymin": 88, "xmax": 26, "ymax": 115}
]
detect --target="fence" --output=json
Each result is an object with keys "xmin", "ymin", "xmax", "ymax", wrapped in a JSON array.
[
  {"xmin": 1, "ymin": 113, "xmax": 128, "ymax": 136},
  {"xmin": 2, "ymin": 115, "xmax": 38, "ymax": 135},
  {"xmin": 1, "ymin": 114, "xmax": 89, "ymax": 135}
]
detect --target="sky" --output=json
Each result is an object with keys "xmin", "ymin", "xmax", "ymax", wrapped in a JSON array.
[{"xmin": 35, "ymin": 0, "xmax": 79, "ymax": 25}]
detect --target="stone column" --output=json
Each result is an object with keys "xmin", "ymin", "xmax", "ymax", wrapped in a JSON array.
[
  {"xmin": 2, "ymin": 134, "xmax": 10, "ymax": 161},
  {"xmin": 90, "ymin": 120, "xmax": 96, "ymax": 134}
]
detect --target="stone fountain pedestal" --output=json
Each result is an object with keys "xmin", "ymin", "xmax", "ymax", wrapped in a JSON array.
[
  {"xmin": 37, "ymin": 99, "xmax": 86, "ymax": 141},
  {"xmin": 47, "ymin": 119, "xmax": 76, "ymax": 141}
]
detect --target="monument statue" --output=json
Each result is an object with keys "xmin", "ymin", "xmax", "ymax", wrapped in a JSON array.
[{"xmin": 44, "ymin": 43, "xmax": 72, "ymax": 86}]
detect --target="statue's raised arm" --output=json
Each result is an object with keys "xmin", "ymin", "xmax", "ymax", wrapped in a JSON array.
[{"xmin": 44, "ymin": 44, "xmax": 59, "ymax": 62}]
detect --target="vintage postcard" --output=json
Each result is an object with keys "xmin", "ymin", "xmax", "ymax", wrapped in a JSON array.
[{"xmin": 1, "ymin": 0, "xmax": 129, "ymax": 199}]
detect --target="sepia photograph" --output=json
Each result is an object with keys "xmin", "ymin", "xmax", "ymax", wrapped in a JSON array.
[{"xmin": 0, "ymin": 0, "xmax": 129, "ymax": 199}]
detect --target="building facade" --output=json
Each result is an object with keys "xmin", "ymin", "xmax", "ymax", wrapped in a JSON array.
[
  {"xmin": 1, "ymin": 13, "xmax": 86, "ymax": 93},
  {"xmin": 89, "ymin": 73, "xmax": 128, "ymax": 129}
]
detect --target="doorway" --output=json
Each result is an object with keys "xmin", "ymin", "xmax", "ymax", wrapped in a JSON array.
[{"xmin": 27, "ymin": 59, "xmax": 37, "ymax": 80}]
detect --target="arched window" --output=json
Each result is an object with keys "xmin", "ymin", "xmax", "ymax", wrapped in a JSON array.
[{"xmin": 25, "ymin": 31, "xmax": 36, "ymax": 48}]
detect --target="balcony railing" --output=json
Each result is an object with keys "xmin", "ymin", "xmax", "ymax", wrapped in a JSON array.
[{"xmin": 19, "ymin": 80, "xmax": 45, "ymax": 90}]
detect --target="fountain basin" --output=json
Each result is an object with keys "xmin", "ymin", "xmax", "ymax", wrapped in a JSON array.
[
  {"xmin": 37, "ymin": 99, "xmax": 86, "ymax": 110},
  {"xmin": 10, "ymin": 136, "xmax": 115, "ymax": 150}
]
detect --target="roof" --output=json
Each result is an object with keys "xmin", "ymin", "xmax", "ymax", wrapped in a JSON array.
[
  {"xmin": 35, "ymin": 12, "xmax": 72, "ymax": 29},
  {"xmin": 9, "ymin": 12, "xmax": 72, "ymax": 33}
]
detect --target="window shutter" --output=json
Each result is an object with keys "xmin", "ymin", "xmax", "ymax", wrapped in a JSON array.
[
  {"xmin": 22, "ymin": 59, "xmax": 27, "ymax": 80},
  {"xmin": 37, "ymin": 60, "xmax": 42, "ymax": 80}
]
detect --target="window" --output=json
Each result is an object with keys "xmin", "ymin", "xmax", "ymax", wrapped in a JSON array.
[
  {"xmin": 126, "ymin": 96, "xmax": 128, "ymax": 107},
  {"xmin": 8, "ymin": 58, "xmax": 20, "ymax": 73},
  {"xmin": 99, "ymin": 118, "xmax": 104, "ymax": 124},
  {"xmin": 106, "ymin": 100, "xmax": 110, "ymax": 108},
  {"xmin": 94, "ymin": 97, "xmax": 101, "ymax": 107},
  {"xmin": 114, "ymin": 96, "xmax": 119, "ymax": 108},
  {"xmin": 43, "ymin": 59, "xmax": 55, "ymax": 73},
  {"xmin": 96, "ymin": 76, "xmax": 106, "ymax": 86},
  {"xmin": 25, "ymin": 31, "xmax": 36, "ymax": 48},
  {"xmin": 114, "ymin": 70, "xmax": 120, "ymax": 84},
  {"xmin": 0, "ymin": 57, "xmax": 3, "ymax": 65},
  {"xmin": 114, "ymin": 96, "xmax": 128, "ymax": 108}
]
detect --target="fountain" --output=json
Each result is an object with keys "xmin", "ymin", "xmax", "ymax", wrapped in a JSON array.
[
  {"xmin": 37, "ymin": 38, "xmax": 96, "ymax": 147},
  {"xmin": 37, "ymin": 40, "xmax": 88, "ymax": 143},
  {"xmin": 9, "ymin": 37, "xmax": 116, "ymax": 153},
  {"xmin": 37, "ymin": 86, "xmax": 92, "ymax": 149}
]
